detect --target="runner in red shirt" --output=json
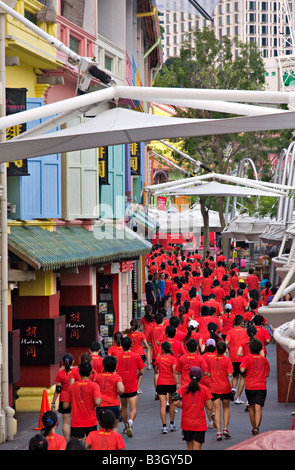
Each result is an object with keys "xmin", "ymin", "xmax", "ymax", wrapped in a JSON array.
[
  {"xmin": 126, "ymin": 319, "xmax": 150, "ymax": 390},
  {"xmin": 206, "ymin": 341, "xmax": 234, "ymax": 441},
  {"xmin": 225, "ymin": 315, "xmax": 248, "ymax": 405},
  {"xmin": 182, "ymin": 320, "xmax": 204, "ymax": 353},
  {"xmin": 51, "ymin": 353, "xmax": 80, "ymax": 441},
  {"xmin": 116, "ymin": 337, "xmax": 145, "ymax": 438},
  {"xmin": 220, "ymin": 275, "xmax": 231, "ymax": 299},
  {"xmin": 157, "ymin": 325, "xmax": 186, "ymax": 358},
  {"xmin": 220, "ymin": 304, "xmax": 235, "ymax": 340},
  {"xmin": 175, "ymin": 338, "xmax": 208, "ymax": 386},
  {"xmin": 173, "ymin": 366, "xmax": 213, "ymax": 450},
  {"xmin": 63, "ymin": 361, "xmax": 102, "ymax": 439},
  {"xmin": 229, "ymin": 270, "xmax": 240, "ymax": 291},
  {"xmin": 203, "ymin": 294, "xmax": 223, "ymax": 317},
  {"xmin": 246, "ymin": 269, "xmax": 260, "ymax": 291},
  {"xmin": 85, "ymin": 409, "xmax": 125, "ymax": 450},
  {"xmin": 211, "ymin": 280, "xmax": 226, "ymax": 306},
  {"xmin": 240, "ymin": 338, "xmax": 270, "ymax": 435},
  {"xmin": 89, "ymin": 341, "xmax": 104, "ymax": 374},
  {"xmin": 228, "ymin": 288, "xmax": 248, "ymax": 317},
  {"xmin": 107, "ymin": 331, "xmax": 124, "ymax": 358},
  {"xmin": 154, "ymin": 341, "xmax": 178, "ymax": 434},
  {"xmin": 200, "ymin": 272, "xmax": 213, "ymax": 301},
  {"xmin": 252, "ymin": 315, "xmax": 271, "ymax": 356},
  {"xmin": 95, "ymin": 356, "xmax": 125, "ymax": 432},
  {"xmin": 41, "ymin": 410, "xmax": 66, "ymax": 450}
]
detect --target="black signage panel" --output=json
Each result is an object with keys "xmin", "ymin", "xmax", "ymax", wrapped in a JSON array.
[
  {"xmin": 14, "ymin": 317, "xmax": 66, "ymax": 365},
  {"xmin": 60, "ymin": 305, "xmax": 98, "ymax": 347}
]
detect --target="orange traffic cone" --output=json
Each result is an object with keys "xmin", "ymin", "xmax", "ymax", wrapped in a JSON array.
[{"xmin": 35, "ymin": 389, "xmax": 50, "ymax": 430}]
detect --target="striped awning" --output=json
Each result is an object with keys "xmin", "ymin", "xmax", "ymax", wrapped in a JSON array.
[{"xmin": 8, "ymin": 224, "xmax": 151, "ymax": 271}]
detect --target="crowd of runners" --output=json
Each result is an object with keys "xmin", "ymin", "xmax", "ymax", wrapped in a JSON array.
[{"xmin": 29, "ymin": 243, "xmax": 275, "ymax": 451}]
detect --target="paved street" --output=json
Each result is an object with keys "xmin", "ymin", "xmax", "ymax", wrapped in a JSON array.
[{"xmin": 0, "ymin": 341, "xmax": 293, "ymax": 451}]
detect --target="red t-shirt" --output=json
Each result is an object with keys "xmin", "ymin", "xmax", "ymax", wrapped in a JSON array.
[
  {"xmin": 91, "ymin": 355, "xmax": 104, "ymax": 374},
  {"xmin": 220, "ymin": 313, "xmax": 235, "ymax": 336},
  {"xmin": 45, "ymin": 433, "xmax": 67, "ymax": 450},
  {"xmin": 154, "ymin": 354, "xmax": 177, "ymax": 385},
  {"xmin": 207, "ymin": 354, "xmax": 234, "ymax": 395},
  {"xmin": 203, "ymin": 299, "xmax": 223, "ymax": 317},
  {"xmin": 86, "ymin": 429, "xmax": 125, "ymax": 450},
  {"xmin": 107, "ymin": 345, "xmax": 123, "ymax": 358},
  {"xmin": 225, "ymin": 327, "xmax": 249, "ymax": 363},
  {"xmin": 229, "ymin": 276, "xmax": 240, "ymax": 290},
  {"xmin": 54, "ymin": 367, "xmax": 80, "ymax": 402},
  {"xmin": 140, "ymin": 317, "xmax": 155, "ymax": 341},
  {"xmin": 211, "ymin": 287, "xmax": 226, "ymax": 305},
  {"xmin": 178, "ymin": 384, "xmax": 212, "ymax": 431},
  {"xmin": 200, "ymin": 352, "xmax": 217, "ymax": 388},
  {"xmin": 220, "ymin": 280, "xmax": 231, "ymax": 297},
  {"xmin": 198, "ymin": 316, "xmax": 222, "ymax": 343},
  {"xmin": 229, "ymin": 296, "xmax": 248, "ymax": 316},
  {"xmin": 95, "ymin": 372, "xmax": 122, "ymax": 407},
  {"xmin": 201, "ymin": 277, "xmax": 213, "ymax": 296},
  {"xmin": 127, "ymin": 330, "xmax": 146, "ymax": 356},
  {"xmin": 240, "ymin": 354, "xmax": 270, "ymax": 390},
  {"xmin": 246, "ymin": 274, "xmax": 259, "ymax": 291},
  {"xmin": 176, "ymin": 353, "xmax": 207, "ymax": 386},
  {"xmin": 255, "ymin": 326, "xmax": 271, "ymax": 355},
  {"xmin": 66, "ymin": 379, "xmax": 101, "ymax": 428},
  {"xmin": 149, "ymin": 324, "xmax": 165, "ymax": 360},
  {"xmin": 183, "ymin": 331, "xmax": 202, "ymax": 353},
  {"xmin": 189, "ymin": 299, "xmax": 202, "ymax": 317},
  {"xmin": 116, "ymin": 351, "xmax": 145, "ymax": 393},
  {"xmin": 158, "ymin": 338, "xmax": 186, "ymax": 358}
]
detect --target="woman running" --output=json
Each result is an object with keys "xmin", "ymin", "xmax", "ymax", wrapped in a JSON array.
[
  {"xmin": 51, "ymin": 353, "xmax": 79, "ymax": 441},
  {"xmin": 206, "ymin": 341, "xmax": 234, "ymax": 441},
  {"xmin": 173, "ymin": 366, "xmax": 213, "ymax": 450},
  {"xmin": 41, "ymin": 410, "xmax": 67, "ymax": 450},
  {"xmin": 154, "ymin": 341, "xmax": 178, "ymax": 434}
]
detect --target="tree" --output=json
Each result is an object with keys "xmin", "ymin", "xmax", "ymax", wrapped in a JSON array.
[{"xmin": 154, "ymin": 28, "xmax": 294, "ymax": 255}]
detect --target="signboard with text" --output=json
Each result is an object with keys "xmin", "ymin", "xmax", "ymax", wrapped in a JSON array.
[
  {"xmin": 130, "ymin": 142, "xmax": 141, "ymax": 176},
  {"xmin": 60, "ymin": 305, "xmax": 98, "ymax": 347},
  {"xmin": 98, "ymin": 146, "xmax": 109, "ymax": 185},
  {"xmin": 14, "ymin": 317, "xmax": 66, "ymax": 365},
  {"xmin": 6, "ymin": 88, "xmax": 30, "ymax": 176}
]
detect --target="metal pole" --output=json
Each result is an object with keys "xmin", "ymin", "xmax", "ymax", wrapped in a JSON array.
[{"xmin": 0, "ymin": 9, "xmax": 14, "ymax": 442}]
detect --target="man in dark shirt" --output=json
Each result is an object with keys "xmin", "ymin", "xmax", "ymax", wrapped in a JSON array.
[{"xmin": 145, "ymin": 274, "xmax": 157, "ymax": 312}]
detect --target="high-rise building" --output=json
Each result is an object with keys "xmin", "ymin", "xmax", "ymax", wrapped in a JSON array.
[{"xmin": 159, "ymin": 0, "xmax": 295, "ymax": 91}]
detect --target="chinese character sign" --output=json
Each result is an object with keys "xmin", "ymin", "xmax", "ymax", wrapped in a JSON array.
[
  {"xmin": 98, "ymin": 146, "xmax": 109, "ymax": 185},
  {"xmin": 6, "ymin": 88, "xmax": 29, "ymax": 176},
  {"xmin": 130, "ymin": 142, "xmax": 141, "ymax": 176}
]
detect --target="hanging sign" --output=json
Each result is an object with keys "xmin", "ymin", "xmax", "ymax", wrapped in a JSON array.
[
  {"xmin": 157, "ymin": 196, "xmax": 167, "ymax": 211},
  {"xmin": 130, "ymin": 142, "xmax": 141, "ymax": 176},
  {"xmin": 6, "ymin": 88, "xmax": 30, "ymax": 176},
  {"xmin": 98, "ymin": 146, "xmax": 109, "ymax": 185}
]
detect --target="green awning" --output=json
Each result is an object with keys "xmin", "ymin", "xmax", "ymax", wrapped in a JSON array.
[{"xmin": 8, "ymin": 224, "xmax": 151, "ymax": 271}]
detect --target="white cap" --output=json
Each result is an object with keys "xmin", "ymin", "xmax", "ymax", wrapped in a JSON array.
[
  {"xmin": 189, "ymin": 320, "xmax": 199, "ymax": 328},
  {"xmin": 225, "ymin": 303, "xmax": 232, "ymax": 310}
]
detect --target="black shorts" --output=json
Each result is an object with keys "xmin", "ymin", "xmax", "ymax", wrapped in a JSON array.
[
  {"xmin": 96, "ymin": 405, "xmax": 121, "ymax": 420},
  {"xmin": 70, "ymin": 425, "xmax": 97, "ymax": 439},
  {"xmin": 182, "ymin": 430, "xmax": 206, "ymax": 444},
  {"xmin": 141, "ymin": 355, "xmax": 147, "ymax": 363},
  {"xmin": 232, "ymin": 362, "xmax": 242, "ymax": 377},
  {"xmin": 58, "ymin": 401, "xmax": 71, "ymax": 414},
  {"xmin": 120, "ymin": 391, "xmax": 138, "ymax": 399},
  {"xmin": 156, "ymin": 384, "xmax": 177, "ymax": 395},
  {"xmin": 211, "ymin": 392, "xmax": 232, "ymax": 401},
  {"xmin": 245, "ymin": 389, "xmax": 267, "ymax": 407}
]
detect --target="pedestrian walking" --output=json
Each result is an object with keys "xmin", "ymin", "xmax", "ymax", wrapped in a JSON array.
[
  {"xmin": 240, "ymin": 338, "xmax": 270, "ymax": 435},
  {"xmin": 173, "ymin": 366, "xmax": 213, "ymax": 450},
  {"xmin": 175, "ymin": 338, "xmax": 208, "ymax": 387},
  {"xmin": 154, "ymin": 341, "xmax": 178, "ymax": 434},
  {"xmin": 125, "ymin": 319, "xmax": 150, "ymax": 392},
  {"xmin": 206, "ymin": 341, "xmax": 234, "ymax": 441},
  {"xmin": 107, "ymin": 331, "xmax": 124, "ymax": 358}
]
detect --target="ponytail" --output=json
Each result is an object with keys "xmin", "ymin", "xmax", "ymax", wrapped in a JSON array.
[
  {"xmin": 63, "ymin": 353, "xmax": 74, "ymax": 373},
  {"xmin": 186, "ymin": 377, "xmax": 200, "ymax": 395},
  {"xmin": 42, "ymin": 411, "xmax": 58, "ymax": 437}
]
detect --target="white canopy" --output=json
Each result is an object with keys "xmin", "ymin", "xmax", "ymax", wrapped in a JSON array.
[
  {"xmin": 154, "ymin": 181, "xmax": 284, "ymax": 198},
  {"xmin": 2, "ymin": 104, "xmax": 295, "ymax": 163}
]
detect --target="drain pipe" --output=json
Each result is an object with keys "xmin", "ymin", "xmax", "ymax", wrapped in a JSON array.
[{"xmin": 0, "ymin": 9, "xmax": 15, "ymax": 442}]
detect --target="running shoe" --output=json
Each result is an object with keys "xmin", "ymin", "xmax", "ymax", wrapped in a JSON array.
[
  {"xmin": 223, "ymin": 428, "xmax": 231, "ymax": 438},
  {"xmin": 216, "ymin": 432, "xmax": 222, "ymax": 441},
  {"xmin": 230, "ymin": 388, "xmax": 236, "ymax": 401},
  {"xmin": 252, "ymin": 427, "xmax": 259, "ymax": 435},
  {"xmin": 170, "ymin": 424, "xmax": 177, "ymax": 432},
  {"xmin": 126, "ymin": 421, "xmax": 133, "ymax": 438},
  {"xmin": 161, "ymin": 426, "xmax": 168, "ymax": 434},
  {"xmin": 208, "ymin": 420, "xmax": 214, "ymax": 429},
  {"xmin": 137, "ymin": 388, "xmax": 143, "ymax": 394},
  {"xmin": 123, "ymin": 425, "xmax": 127, "ymax": 434},
  {"xmin": 235, "ymin": 397, "xmax": 245, "ymax": 404}
]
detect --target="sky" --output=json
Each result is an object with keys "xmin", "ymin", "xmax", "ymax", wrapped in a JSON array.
[{"xmin": 156, "ymin": 0, "xmax": 221, "ymax": 16}]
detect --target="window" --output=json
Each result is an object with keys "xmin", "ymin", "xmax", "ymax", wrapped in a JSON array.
[
  {"xmin": 24, "ymin": 10, "xmax": 37, "ymax": 25},
  {"xmin": 249, "ymin": 25, "xmax": 256, "ymax": 34},
  {"xmin": 249, "ymin": 13, "xmax": 256, "ymax": 22},
  {"xmin": 261, "ymin": 14, "xmax": 268, "ymax": 22},
  {"xmin": 69, "ymin": 36, "xmax": 80, "ymax": 54},
  {"xmin": 235, "ymin": 26, "xmax": 239, "ymax": 35},
  {"xmin": 105, "ymin": 56, "xmax": 112, "ymax": 71},
  {"xmin": 261, "ymin": 25, "xmax": 268, "ymax": 34},
  {"xmin": 261, "ymin": 2, "xmax": 268, "ymax": 11},
  {"xmin": 249, "ymin": 1, "xmax": 256, "ymax": 10}
]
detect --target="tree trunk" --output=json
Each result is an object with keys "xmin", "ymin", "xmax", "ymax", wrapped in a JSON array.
[{"xmin": 200, "ymin": 196, "xmax": 210, "ymax": 260}]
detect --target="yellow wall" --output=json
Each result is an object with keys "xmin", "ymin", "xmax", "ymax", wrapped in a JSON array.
[{"xmin": 19, "ymin": 270, "xmax": 55, "ymax": 296}]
